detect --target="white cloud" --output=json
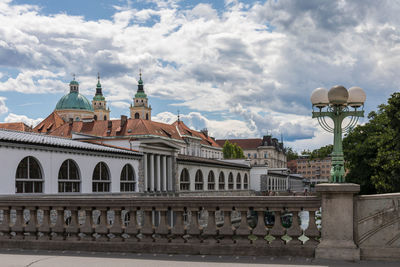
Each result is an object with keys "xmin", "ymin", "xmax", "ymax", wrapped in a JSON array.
[
  {"xmin": 0, "ymin": 96, "xmax": 8, "ymax": 115},
  {"xmin": 4, "ymin": 113, "xmax": 43, "ymax": 127},
  {"xmin": 153, "ymin": 111, "xmax": 256, "ymax": 138},
  {"xmin": 0, "ymin": 0, "xmax": 398, "ymax": 148}
]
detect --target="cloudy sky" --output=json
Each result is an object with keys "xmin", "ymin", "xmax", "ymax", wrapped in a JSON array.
[{"xmin": 0, "ymin": 0, "xmax": 399, "ymax": 152}]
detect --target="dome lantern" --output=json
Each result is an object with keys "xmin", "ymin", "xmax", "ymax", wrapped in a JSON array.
[
  {"xmin": 328, "ymin": 85, "xmax": 348, "ymax": 105},
  {"xmin": 311, "ymin": 87, "xmax": 329, "ymax": 108}
]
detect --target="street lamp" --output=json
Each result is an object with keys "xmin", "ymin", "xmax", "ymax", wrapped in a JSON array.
[{"xmin": 311, "ymin": 85, "xmax": 366, "ymax": 183}]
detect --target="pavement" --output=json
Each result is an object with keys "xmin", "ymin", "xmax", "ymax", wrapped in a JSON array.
[{"xmin": 0, "ymin": 249, "xmax": 398, "ymax": 267}]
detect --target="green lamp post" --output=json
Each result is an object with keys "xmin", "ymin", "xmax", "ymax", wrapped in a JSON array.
[{"xmin": 311, "ymin": 85, "xmax": 366, "ymax": 183}]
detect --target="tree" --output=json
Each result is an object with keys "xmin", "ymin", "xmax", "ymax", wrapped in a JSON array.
[
  {"xmin": 222, "ymin": 141, "xmax": 245, "ymax": 159},
  {"xmin": 343, "ymin": 92, "xmax": 400, "ymax": 194},
  {"xmin": 286, "ymin": 147, "xmax": 299, "ymax": 161}
]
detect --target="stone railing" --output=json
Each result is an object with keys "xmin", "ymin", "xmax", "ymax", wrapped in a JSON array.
[
  {"xmin": 355, "ymin": 192, "xmax": 400, "ymax": 261},
  {"xmin": 0, "ymin": 195, "xmax": 321, "ymax": 256}
]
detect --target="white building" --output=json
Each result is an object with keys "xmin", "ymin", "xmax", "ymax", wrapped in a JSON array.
[{"xmin": 0, "ymin": 129, "xmax": 142, "ymax": 195}]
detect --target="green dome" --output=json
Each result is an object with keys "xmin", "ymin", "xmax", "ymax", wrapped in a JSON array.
[
  {"xmin": 55, "ymin": 92, "xmax": 94, "ymax": 111},
  {"xmin": 70, "ymin": 80, "xmax": 79, "ymax": 86}
]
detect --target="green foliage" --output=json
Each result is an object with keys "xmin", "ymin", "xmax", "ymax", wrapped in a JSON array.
[
  {"xmin": 286, "ymin": 147, "xmax": 299, "ymax": 161},
  {"xmin": 343, "ymin": 92, "xmax": 400, "ymax": 194},
  {"xmin": 300, "ymin": 145, "xmax": 333, "ymax": 160},
  {"xmin": 222, "ymin": 140, "xmax": 245, "ymax": 159}
]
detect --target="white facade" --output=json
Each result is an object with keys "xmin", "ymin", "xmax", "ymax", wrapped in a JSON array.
[
  {"xmin": 0, "ymin": 131, "xmax": 141, "ymax": 195},
  {"xmin": 177, "ymin": 162, "xmax": 250, "ymax": 192}
]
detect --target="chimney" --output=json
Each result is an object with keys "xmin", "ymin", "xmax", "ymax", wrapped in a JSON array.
[
  {"xmin": 201, "ymin": 128, "xmax": 208, "ymax": 137},
  {"xmin": 262, "ymin": 135, "xmax": 271, "ymax": 146},
  {"xmin": 121, "ymin": 115, "xmax": 127, "ymax": 127}
]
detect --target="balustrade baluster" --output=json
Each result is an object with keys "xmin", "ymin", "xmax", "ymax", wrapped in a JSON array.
[
  {"xmin": 186, "ymin": 208, "xmax": 200, "ymax": 243},
  {"xmin": 203, "ymin": 209, "xmax": 217, "ymax": 244},
  {"xmin": 78, "ymin": 208, "xmax": 93, "ymax": 241},
  {"xmin": 23, "ymin": 207, "xmax": 37, "ymax": 240},
  {"xmin": 0, "ymin": 207, "xmax": 10, "ymax": 239},
  {"xmin": 269, "ymin": 210, "xmax": 286, "ymax": 247},
  {"xmin": 124, "ymin": 209, "xmax": 138, "ymax": 242},
  {"xmin": 171, "ymin": 209, "xmax": 185, "ymax": 243},
  {"xmin": 109, "ymin": 208, "xmax": 123, "ymax": 242},
  {"xmin": 65, "ymin": 208, "xmax": 79, "ymax": 241},
  {"xmin": 94, "ymin": 208, "xmax": 108, "ymax": 241},
  {"xmin": 286, "ymin": 208, "xmax": 302, "ymax": 246},
  {"xmin": 140, "ymin": 208, "xmax": 154, "ymax": 242},
  {"xmin": 218, "ymin": 208, "xmax": 234, "ymax": 244},
  {"xmin": 252, "ymin": 209, "xmax": 267, "ymax": 245},
  {"xmin": 50, "ymin": 208, "xmax": 65, "ymax": 240},
  {"xmin": 11, "ymin": 207, "xmax": 24, "ymax": 239},
  {"xmin": 37, "ymin": 207, "xmax": 50, "ymax": 240},
  {"xmin": 304, "ymin": 209, "xmax": 320, "ymax": 247},
  {"xmin": 235, "ymin": 208, "xmax": 250, "ymax": 244},
  {"xmin": 155, "ymin": 208, "xmax": 169, "ymax": 243}
]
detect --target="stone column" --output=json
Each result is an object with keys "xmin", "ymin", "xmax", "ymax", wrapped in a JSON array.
[
  {"xmin": 156, "ymin": 155, "xmax": 161, "ymax": 192},
  {"xmin": 149, "ymin": 154, "xmax": 154, "ymax": 192},
  {"xmin": 162, "ymin": 156, "xmax": 167, "ymax": 191},
  {"xmin": 315, "ymin": 183, "xmax": 360, "ymax": 261},
  {"xmin": 144, "ymin": 154, "xmax": 148, "ymax": 192}
]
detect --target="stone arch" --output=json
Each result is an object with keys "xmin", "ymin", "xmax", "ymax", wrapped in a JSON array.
[
  {"xmin": 236, "ymin": 173, "xmax": 241, "ymax": 190},
  {"xmin": 195, "ymin": 169, "xmax": 203, "ymax": 190},
  {"xmin": 218, "ymin": 171, "xmax": 225, "ymax": 190},
  {"xmin": 208, "ymin": 170, "xmax": 215, "ymax": 190},
  {"xmin": 92, "ymin": 162, "xmax": 110, "ymax": 192},
  {"xmin": 180, "ymin": 168, "xmax": 190, "ymax": 191},
  {"xmin": 120, "ymin": 164, "xmax": 136, "ymax": 192},
  {"xmin": 58, "ymin": 159, "xmax": 80, "ymax": 193},
  {"xmin": 15, "ymin": 156, "xmax": 43, "ymax": 193},
  {"xmin": 228, "ymin": 172, "xmax": 234, "ymax": 189}
]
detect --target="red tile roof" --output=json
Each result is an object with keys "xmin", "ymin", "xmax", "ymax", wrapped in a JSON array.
[
  {"xmin": 216, "ymin": 138, "xmax": 263, "ymax": 150},
  {"xmin": 0, "ymin": 122, "xmax": 32, "ymax": 132},
  {"xmin": 47, "ymin": 118, "xmax": 221, "ymax": 148},
  {"xmin": 172, "ymin": 121, "xmax": 220, "ymax": 147},
  {"xmin": 33, "ymin": 111, "xmax": 65, "ymax": 134}
]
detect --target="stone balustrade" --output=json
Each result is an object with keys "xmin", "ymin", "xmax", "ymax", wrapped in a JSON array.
[{"xmin": 0, "ymin": 194, "xmax": 321, "ymax": 256}]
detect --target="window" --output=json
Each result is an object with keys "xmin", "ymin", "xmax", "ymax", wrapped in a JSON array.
[
  {"xmin": 195, "ymin": 170, "xmax": 203, "ymax": 190},
  {"xmin": 244, "ymin": 174, "xmax": 248, "ymax": 189},
  {"xmin": 208, "ymin": 171, "xmax": 215, "ymax": 190},
  {"xmin": 236, "ymin": 173, "xmax": 241, "ymax": 189},
  {"xmin": 228, "ymin": 173, "xmax": 234, "ymax": 189},
  {"xmin": 94, "ymin": 115, "xmax": 97, "ymax": 121},
  {"xmin": 92, "ymin": 162, "xmax": 110, "ymax": 192},
  {"xmin": 58, "ymin": 159, "xmax": 80, "ymax": 193},
  {"xmin": 146, "ymin": 113, "xmax": 149, "ymax": 120},
  {"xmin": 180, "ymin": 168, "xmax": 190, "ymax": 191},
  {"xmin": 218, "ymin": 172, "xmax": 225, "ymax": 190},
  {"xmin": 75, "ymin": 117, "xmax": 80, "ymax": 121},
  {"xmin": 247, "ymin": 153, "xmax": 251, "ymax": 158},
  {"xmin": 120, "ymin": 164, "xmax": 136, "ymax": 192},
  {"xmin": 134, "ymin": 113, "xmax": 140, "ymax": 119},
  {"xmin": 15, "ymin": 156, "xmax": 43, "ymax": 193},
  {"xmin": 253, "ymin": 153, "xmax": 257, "ymax": 158},
  {"xmin": 264, "ymin": 153, "xmax": 268, "ymax": 158},
  {"xmin": 104, "ymin": 115, "xmax": 107, "ymax": 120}
]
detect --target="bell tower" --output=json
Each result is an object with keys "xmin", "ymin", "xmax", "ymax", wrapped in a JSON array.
[
  {"xmin": 130, "ymin": 71, "xmax": 152, "ymax": 120},
  {"xmin": 92, "ymin": 73, "xmax": 110, "ymax": 121}
]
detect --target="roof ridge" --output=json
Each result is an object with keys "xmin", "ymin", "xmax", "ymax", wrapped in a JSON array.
[{"xmin": 0, "ymin": 128, "xmax": 77, "ymax": 141}]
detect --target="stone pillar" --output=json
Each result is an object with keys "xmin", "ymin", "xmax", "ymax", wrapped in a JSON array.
[
  {"xmin": 144, "ymin": 154, "xmax": 148, "ymax": 192},
  {"xmin": 156, "ymin": 155, "xmax": 161, "ymax": 192},
  {"xmin": 149, "ymin": 154, "xmax": 154, "ymax": 192},
  {"xmin": 315, "ymin": 183, "xmax": 360, "ymax": 261},
  {"xmin": 162, "ymin": 156, "xmax": 167, "ymax": 191},
  {"xmin": 167, "ymin": 156, "xmax": 173, "ymax": 191}
]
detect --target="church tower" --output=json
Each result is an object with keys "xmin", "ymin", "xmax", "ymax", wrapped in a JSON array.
[
  {"xmin": 92, "ymin": 73, "xmax": 110, "ymax": 121},
  {"xmin": 130, "ymin": 72, "xmax": 152, "ymax": 120}
]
